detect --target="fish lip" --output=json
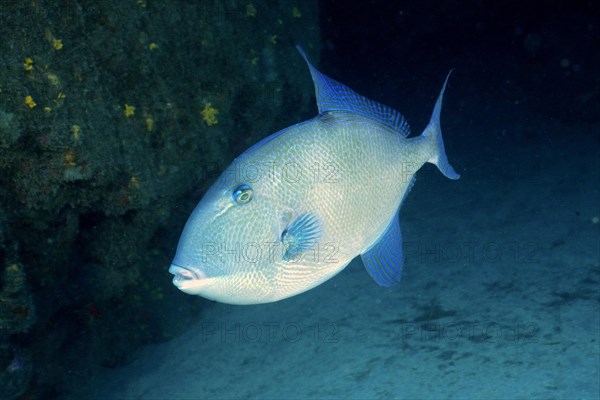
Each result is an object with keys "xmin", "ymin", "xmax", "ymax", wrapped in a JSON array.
[{"xmin": 169, "ymin": 264, "xmax": 201, "ymax": 283}]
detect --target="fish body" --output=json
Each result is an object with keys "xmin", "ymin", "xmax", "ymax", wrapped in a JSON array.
[{"xmin": 169, "ymin": 47, "xmax": 459, "ymax": 304}]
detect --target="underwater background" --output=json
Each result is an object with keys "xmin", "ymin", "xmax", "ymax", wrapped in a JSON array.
[{"xmin": 0, "ymin": 0, "xmax": 598, "ymax": 399}]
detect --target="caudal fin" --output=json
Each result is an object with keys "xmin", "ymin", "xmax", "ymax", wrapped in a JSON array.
[{"xmin": 422, "ymin": 71, "xmax": 460, "ymax": 180}]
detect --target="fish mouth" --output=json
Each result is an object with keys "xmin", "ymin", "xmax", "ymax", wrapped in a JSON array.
[
  {"xmin": 169, "ymin": 263, "xmax": 216, "ymax": 295},
  {"xmin": 169, "ymin": 264, "xmax": 202, "ymax": 284}
]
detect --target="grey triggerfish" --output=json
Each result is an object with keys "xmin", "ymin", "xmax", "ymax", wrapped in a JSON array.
[{"xmin": 169, "ymin": 46, "xmax": 459, "ymax": 304}]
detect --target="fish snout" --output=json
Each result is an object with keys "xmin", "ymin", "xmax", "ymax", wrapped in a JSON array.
[
  {"xmin": 169, "ymin": 264, "xmax": 202, "ymax": 284},
  {"xmin": 169, "ymin": 263, "xmax": 217, "ymax": 296}
]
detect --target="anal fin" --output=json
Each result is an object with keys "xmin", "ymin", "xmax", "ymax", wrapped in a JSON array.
[{"xmin": 361, "ymin": 209, "xmax": 404, "ymax": 287}]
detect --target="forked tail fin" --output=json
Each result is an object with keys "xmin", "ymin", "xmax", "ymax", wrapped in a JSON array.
[{"xmin": 422, "ymin": 71, "xmax": 460, "ymax": 180}]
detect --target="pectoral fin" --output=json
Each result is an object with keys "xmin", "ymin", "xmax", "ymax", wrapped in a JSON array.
[{"xmin": 281, "ymin": 212, "xmax": 322, "ymax": 261}]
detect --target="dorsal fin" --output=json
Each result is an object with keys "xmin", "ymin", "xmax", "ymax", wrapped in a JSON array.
[{"xmin": 296, "ymin": 46, "xmax": 411, "ymax": 137}]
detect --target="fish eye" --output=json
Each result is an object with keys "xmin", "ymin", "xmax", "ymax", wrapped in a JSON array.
[{"xmin": 232, "ymin": 184, "xmax": 253, "ymax": 205}]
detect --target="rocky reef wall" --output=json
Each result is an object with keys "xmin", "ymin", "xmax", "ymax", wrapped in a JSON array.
[{"xmin": 0, "ymin": 1, "xmax": 319, "ymax": 398}]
